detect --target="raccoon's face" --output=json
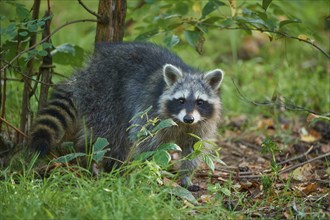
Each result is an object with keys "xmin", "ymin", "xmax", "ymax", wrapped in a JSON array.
[{"xmin": 159, "ymin": 64, "xmax": 224, "ymax": 125}]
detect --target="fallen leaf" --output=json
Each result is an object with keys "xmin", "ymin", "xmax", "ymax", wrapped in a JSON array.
[
  {"xmin": 257, "ymin": 118, "xmax": 275, "ymax": 130},
  {"xmin": 321, "ymin": 144, "xmax": 330, "ymax": 153},
  {"xmin": 199, "ymin": 194, "xmax": 212, "ymax": 203},
  {"xmin": 163, "ymin": 177, "xmax": 180, "ymax": 187},
  {"xmin": 306, "ymin": 113, "xmax": 319, "ymax": 123},
  {"xmin": 299, "ymin": 127, "xmax": 321, "ymax": 142},
  {"xmin": 292, "ymin": 163, "xmax": 313, "ymax": 181},
  {"xmin": 300, "ymin": 134, "xmax": 318, "ymax": 142},
  {"xmin": 299, "ymin": 183, "xmax": 318, "ymax": 195}
]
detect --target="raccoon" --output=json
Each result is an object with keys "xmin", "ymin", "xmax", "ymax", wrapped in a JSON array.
[{"xmin": 28, "ymin": 42, "xmax": 224, "ymax": 188}]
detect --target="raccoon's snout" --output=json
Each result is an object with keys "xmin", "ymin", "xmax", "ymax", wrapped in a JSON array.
[{"xmin": 183, "ymin": 115, "xmax": 194, "ymax": 124}]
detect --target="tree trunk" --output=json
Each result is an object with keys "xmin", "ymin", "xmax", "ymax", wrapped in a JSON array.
[
  {"xmin": 19, "ymin": 0, "xmax": 41, "ymax": 142},
  {"xmin": 95, "ymin": 0, "xmax": 127, "ymax": 45},
  {"xmin": 38, "ymin": 10, "xmax": 53, "ymax": 110}
]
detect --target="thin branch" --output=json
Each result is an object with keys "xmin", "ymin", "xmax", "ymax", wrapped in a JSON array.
[
  {"xmin": 277, "ymin": 145, "xmax": 313, "ymax": 165},
  {"xmin": 279, "ymin": 152, "xmax": 330, "ymax": 175},
  {"xmin": 231, "ymin": 78, "xmax": 320, "ymax": 115},
  {"xmin": 202, "ymin": 23, "xmax": 330, "ymax": 59},
  {"xmin": 77, "ymin": 0, "xmax": 102, "ymax": 19},
  {"xmin": 0, "ymin": 116, "xmax": 28, "ymax": 138},
  {"xmin": 210, "ymin": 146, "xmax": 322, "ymax": 180},
  {"xmin": 0, "ymin": 68, "xmax": 6, "ymax": 132},
  {"xmin": 1, "ymin": 19, "xmax": 98, "ymax": 72},
  {"xmin": 0, "ymin": 77, "xmax": 23, "ymax": 82}
]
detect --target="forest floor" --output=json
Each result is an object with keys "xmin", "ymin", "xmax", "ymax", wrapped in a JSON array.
[
  {"xmin": 191, "ymin": 114, "xmax": 330, "ymax": 218},
  {"xmin": 0, "ymin": 115, "xmax": 329, "ymax": 219}
]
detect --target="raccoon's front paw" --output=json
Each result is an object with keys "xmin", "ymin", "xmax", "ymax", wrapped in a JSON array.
[
  {"xmin": 187, "ymin": 184, "xmax": 200, "ymax": 192},
  {"xmin": 180, "ymin": 176, "xmax": 200, "ymax": 192}
]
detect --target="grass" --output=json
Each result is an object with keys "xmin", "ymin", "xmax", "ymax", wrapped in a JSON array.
[{"xmin": 0, "ymin": 162, "xmax": 231, "ymax": 219}]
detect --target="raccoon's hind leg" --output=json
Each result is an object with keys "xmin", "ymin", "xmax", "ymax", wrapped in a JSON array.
[
  {"xmin": 179, "ymin": 146, "xmax": 201, "ymax": 191},
  {"xmin": 28, "ymin": 88, "xmax": 77, "ymax": 155}
]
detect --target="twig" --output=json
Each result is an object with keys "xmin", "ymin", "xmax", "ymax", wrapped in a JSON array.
[
  {"xmin": 277, "ymin": 145, "xmax": 313, "ymax": 165},
  {"xmin": 77, "ymin": 0, "xmax": 102, "ymax": 19},
  {"xmin": 0, "ymin": 116, "xmax": 28, "ymax": 138},
  {"xmin": 231, "ymin": 78, "xmax": 320, "ymax": 115},
  {"xmin": 202, "ymin": 23, "xmax": 330, "ymax": 59},
  {"xmin": 0, "ymin": 68, "xmax": 7, "ymax": 132},
  {"xmin": 1, "ymin": 19, "xmax": 98, "ymax": 72},
  {"xmin": 0, "ymin": 77, "xmax": 23, "ymax": 82},
  {"xmin": 214, "ymin": 146, "xmax": 318, "ymax": 179},
  {"xmin": 279, "ymin": 152, "xmax": 330, "ymax": 174}
]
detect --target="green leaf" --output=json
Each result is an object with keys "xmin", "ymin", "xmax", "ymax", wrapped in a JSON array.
[
  {"xmin": 18, "ymin": 31, "xmax": 28, "ymax": 37},
  {"xmin": 157, "ymin": 143, "xmax": 182, "ymax": 152},
  {"xmin": 6, "ymin": 23, "xmax": 17, "ymax": 38},
  {"xmin": 93, "ymin": 149, "xmax": 109, "ymax": 163},
  {"xmin": 16, "ymin": 3, "xmax": 30, "ymax": 21},
  {"xmin": 174, "ymin": 2, "xmax": 189, "ymax": 15},
  {"xmin": 52, "ymin": 43, "xmax": 86, "ymax": 67},
  {"xmin": 279, "ymin": 18, "xmax": 301, "ymax": 28},
  {"xmin": 51, "ymin": 43, "xmax": 75, "ymax": 54},
  {"xmin": 56, "ymin": 153, "xmax": 86, "ymax": 163},
  {"xmin": 184, "ymin": 30, "xmax": 205, "ymax": 54},
  {"xmin": 37, "ymin": 50, "xmax": 48, "ymax": 56},
  {"xmin": 203, "ymin": 155, "xmax": 215, "ymax": 172},
  {"xmin": 135, "ymin": 29, "xmax": 159, "ymax": 41},
  {"xmin": 184, "ymin": 30, "xmax": 200, "ymax": 47},
  {"xmin": 61, "ymin": 142, "xmax": 75, "ymax": 151},
  {"xmin": 193, "ymin": 140, "xmax": 204, "ymax": 151},
  {"xmin": 165, "ymin": 186, "xmax": 198, "ymax": 204},
  {"xmin": 220, "ymin": 187, "xmax": 231, "ymax": 196},
  {"xmin": 262, "ymin": 0, "xmax": 272, "ymax": 11},
  {"xmin": 201, "ymin": 0, "xmax": 226, "ymax": 19},
  {"xmin": 188, "ymin": 133, "xmax": 201, "ymax": 140},
  {"xmin": 196, "ymin": 23, "xmax": 208, "ymax": 33},
  {"xmin": 92, "ymin": 138, "xmax": 109, "ymax": 152},
  {"xmin": 211, "ymin": 156, "xmax": 227, "ymax": 166},
  {"xmin": 37, "ymin": 20, "xmax": 45, "ymax": 27},
  {"xmin": 153, "ymin": 150, "xmax": 171, "ymax": 167},
  {"xmin": 129, "ymin": 106, "xmax": 153, "ymax": 122},
  {"xmin": 42, "ymin": 42, "xmax": 53, "ymax": 49},
  {"xmin": 164, "ymin": 35, "xmax": 180, "ymax": 48},
  {"xmin": 27, "ymin": 23, "xmax": 38, "ymax": 32},
  {"xmin": 134, "ymin": 151, "xmax": 155, "ymax": 161},
  {"xmin": 152, "ymin": 119, "xmax": 177, "ymax": 132}
]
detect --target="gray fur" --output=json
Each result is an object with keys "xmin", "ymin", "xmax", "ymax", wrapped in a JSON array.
[{"xmin": 29, "ymin": 42, "xmax": 224, "ymax": 187}]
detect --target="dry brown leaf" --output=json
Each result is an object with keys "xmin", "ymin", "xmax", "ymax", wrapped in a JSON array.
[
  {"xmin": 321, "ymin": 144, "xmax": 330, "ymax": 153},
  {"xmin": 257, "ymin": 118, "xmax": 274, "ymax": 130},
  {"xmin": 300, "ymin": 183, "xmax": 318, "ymax": 195},
  {"xmin": 292, "ymin": 163, "xmax": 314, "ymax": 181},
  {"xmin": 306, "ymin": 113, "xmax": 319, "ymax": 123},
  {"xmin": 199, "ymin": 194, "xmax": 212, "ymax": 203},
  {"xmin": 300, "ymin": 134, "xmax": 318, "ymax": 142},
  {"xmin": 163, "ymin": 177, "xmax": 179, "ymax": 187}
]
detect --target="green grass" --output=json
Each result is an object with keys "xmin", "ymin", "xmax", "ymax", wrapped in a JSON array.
[
  {"xmin": 1, "ymin": 0, "xmax": 329, "ymax": 219},
  {"xmin": 0, "ymin": 162, "xmax": 231, "ymax": 219}
]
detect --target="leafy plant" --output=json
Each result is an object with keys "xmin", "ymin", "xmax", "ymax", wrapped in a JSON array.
[
  {"xmin": 260, "ymin": 137, "xmax": 281, "ymax": 193},
  {"xmin": 55, "ymin": 137, "xmax": 110, "ymax": 170}
]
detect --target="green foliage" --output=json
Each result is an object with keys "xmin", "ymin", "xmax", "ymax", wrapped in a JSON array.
[
  {"xmin": 129, "ymin": 0, "xmax": 319, "ymax": 56},
  {"xmin": 127, "ymin": 107, "xmax": 180, "ymax": 168},
  {"xmin": 55, "ymin": 137, "xmax": 110, "ymax": 166}
]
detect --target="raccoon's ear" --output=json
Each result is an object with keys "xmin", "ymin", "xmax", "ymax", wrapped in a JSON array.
[
  {"xmin": 163, "ymin": 64, "xmax": 183, "ymax": 86},
  {"xmin": 204, "ymin": 69, "xmax": 224, "ymax": 90}
]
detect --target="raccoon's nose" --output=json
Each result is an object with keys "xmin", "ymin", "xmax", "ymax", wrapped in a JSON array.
[{"xmin": 183, "ymin": 115, "xmax": 194, "ymax": 124}]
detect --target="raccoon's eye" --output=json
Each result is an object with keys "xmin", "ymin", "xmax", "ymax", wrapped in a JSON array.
[
  {"xmin": 196, "ymin": 99, "xmax": 204, "ymax": 106},
  {"xmin": 178, "ymin": 98, "xmax": 185, "ymax": 104}
]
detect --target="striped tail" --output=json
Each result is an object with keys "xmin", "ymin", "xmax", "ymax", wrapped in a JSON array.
[{"xmin": 28, "ymin": 88, "xmax": 77, "ymax": 155}]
